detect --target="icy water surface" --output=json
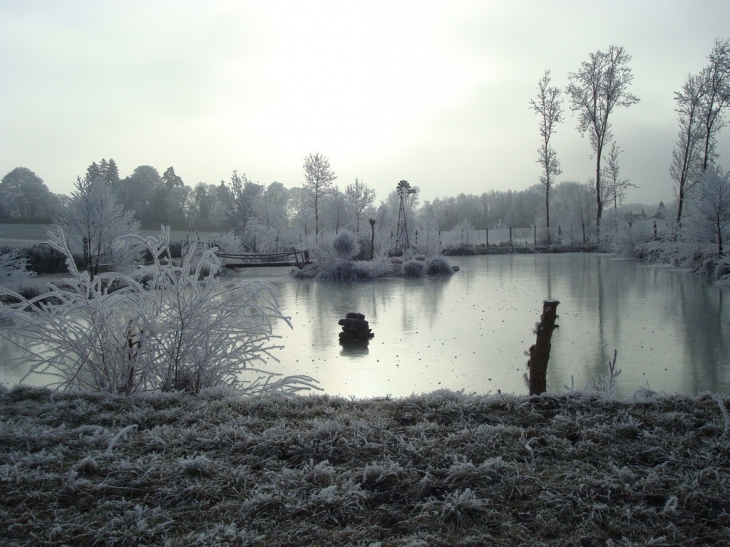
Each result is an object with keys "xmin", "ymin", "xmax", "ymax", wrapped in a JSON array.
[
  {"xmin": 233, "ymin": 253, "xmax": 730, "ymax": 398},
  {"xmin": 2, "ymin": 254, "xmax": 729, "ymax": 397}
]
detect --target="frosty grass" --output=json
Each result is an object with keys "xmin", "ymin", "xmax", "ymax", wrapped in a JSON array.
[{"xmin": 1, "ymin": 386, "xmax": 728, "ymax": 546}]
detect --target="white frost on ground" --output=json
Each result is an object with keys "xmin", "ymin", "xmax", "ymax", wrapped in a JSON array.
[{"xmin": 1, "ymin": 386, "xmax": 728, "ymax": 546}]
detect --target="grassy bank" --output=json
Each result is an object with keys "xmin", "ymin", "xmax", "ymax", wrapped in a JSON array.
[{"xmin": 1, "ymin": 386, "xmax": 729, "ymax": 546}]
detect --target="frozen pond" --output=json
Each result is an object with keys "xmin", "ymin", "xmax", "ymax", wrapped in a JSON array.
[
  {"xmin": 228, "ymin": 253, "xmax": 729, "ymax": 398},
  {"xmin": 2, "ymin": 253, "xmax": 729, "ymax": 397}
]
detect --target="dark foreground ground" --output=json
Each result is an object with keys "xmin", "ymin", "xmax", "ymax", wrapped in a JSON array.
[{"xmin": 1, "ymin": 386, "xmax": 728, "ymax": 546}]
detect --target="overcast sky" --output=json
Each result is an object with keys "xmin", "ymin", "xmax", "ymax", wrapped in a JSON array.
[{"xmin": 1, "ymin": 0, "xmax": 729, "ymax": 206}]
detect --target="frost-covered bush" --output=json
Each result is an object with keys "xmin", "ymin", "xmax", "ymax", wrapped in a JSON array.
[
  {"xmin": 427, "ymin": 256, "xmax": 454, "ymax": 276},
  {"xmin": 402, "ymin": 259, "xmax": 426, "ymax": 278},
  {"xmin": 713, "ymin": 256, "xmax": 730, "ymax": 284},
  {"xmin": 0, "ymin": 248, "xmax": 36, "ymax": 293},
  {"xmin": 244, "ymin": 219, "xmax": 279, "ymax": 252},
  {"xmin": 332, "ymin": 230, "xmax": 359, "ymax": 260},
  {"xmin": 2, "ymin": 244, "xmax": 72, "ymax": 274},
  {"xmin": 315, "ymin": 256, "xmax": 396, "ymax": 281},
  {"xmin": 0, "ymin": 227, "xmax": 316, "ymax": 395},
  {"xmin": 182, "ymin": 231, "xmax": 242, "ymax": 270},
  {"xmin": 610, "ymin": 219, "xmax": 655, "ymax": 258}
]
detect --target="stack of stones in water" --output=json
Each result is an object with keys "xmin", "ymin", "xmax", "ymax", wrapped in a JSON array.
[{"xmin": 338, "ymin": 312, "xmax": 374, "ymax": 342}]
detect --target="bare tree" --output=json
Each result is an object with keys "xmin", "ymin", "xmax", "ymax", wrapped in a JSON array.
[
  {"xmin": 530, "ymin": 69, "xmax": 563, "ymax": 231},
  {"xmin": 566, "ymin": 45, "xmax": 639, "ymax": 225},
  {"xmin": 699, "ymin": 39, "xmax": 730, "ymax": 172},
  {"xmin": 602, "ymin": 141, "xmax": 634, "ymax": 210},
  {"xmin": 671, "ymin": 72, "xmax": 707, "ymax": 223},
  {"xmin": 671, "ymin": 40, "xmax": 730, "ymax": 224},
  {"xmin": 345, "ymin": 177, "xmax": 376, "ymax": 233},
  {"xmin": 302, "ymin": 153, "xmax": 337, "ymax": 236}
]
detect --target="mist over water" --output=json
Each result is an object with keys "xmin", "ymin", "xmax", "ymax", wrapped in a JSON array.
[{"xmin": 2, "ymin": 254, "xmax": 728, "ymax": 397}]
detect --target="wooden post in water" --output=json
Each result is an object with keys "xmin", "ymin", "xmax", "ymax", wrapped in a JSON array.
[{"xmin": 527, "ymin": 299, "xmax": 560, "ymax": 396}]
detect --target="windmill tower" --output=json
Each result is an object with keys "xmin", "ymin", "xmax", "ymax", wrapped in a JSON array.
[{"xmin": 395, "ymin": 180, "xmax": 417, "ymax": 253}]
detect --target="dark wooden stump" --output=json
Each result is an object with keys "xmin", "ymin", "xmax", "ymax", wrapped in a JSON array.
[
  {"xmin": 339, "ymin": 312, "xmax": 374, "ymax": 344},
  {"xmin": 527, "ymin": 299, "xmax": 559, "ymax": 396}
]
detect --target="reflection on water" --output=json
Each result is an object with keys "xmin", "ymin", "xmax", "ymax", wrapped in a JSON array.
[{"xmin": 2, "ymin": 254, "xmax": 729, "ymax": 397}]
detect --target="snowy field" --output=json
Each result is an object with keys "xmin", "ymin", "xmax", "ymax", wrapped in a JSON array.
[{"xmin": 1, "ymin": 386, "xmax": 728, "ymax": 546}]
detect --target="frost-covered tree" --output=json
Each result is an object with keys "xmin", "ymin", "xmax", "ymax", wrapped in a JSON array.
[
  {"xmin": 54, "ymin": 176, "xmax": 141, "ymax": 279},
  {"xmin": 602, "ymin": 142, "xmax": 634, "ymax": 211},
  {"xmin": 303, "ymin": 153, "xmax": 337, "ymax": 236},
  {"xmin": 686, "ymin": 165, "xmax": 730, "ymax": 255},
  {"xmin": 345, "ymin": 178, "xmax": 376, "ymax": 233},
  {"xmin": 322, "ymin": 188, "xmax": 351, "ymax": 234},
  {"xmin": 226, "ymin": 170, "xmax": 264, "ymax": 235},
  {"xmin": 699, "ymin": 39, "xmax": 730, "ymax": 172},
  {"xmin": 260, "ymin": 181, "xmax": 290, "ymax": 232},
  {"xmin": 530, "ymin": 69, "xmax": 563, "ymax": 230},
  {"xmin": 671, "ymin": 72, "xmax": 707, "ymax": 223},
  {"xmin": 415, "ymin": 212, "xmax": 441, "ymax": 257},
  {"xmin": 288, "ymin": 187, "xmax": 314, "ymax": 239},
  {"xmin": 567, "ymin": 45, "xmax": 639, "ymax": 225},
  {"xmin": 452, "ymin": 220, "xmax": 475, "ymax": 244}
]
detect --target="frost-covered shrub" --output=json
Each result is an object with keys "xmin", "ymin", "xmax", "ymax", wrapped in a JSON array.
[
  {"xmin": 315, "ymin": 260, "xmax": 361, "ymax": 281},
  {"xmin": 713, "ymin": 256, "xmax": 730, "ymax": 284},
  {"xmin": 0, "ymin": 248, "xmax": 36, "ymax": 292},
  {"xmin": 244, "ymin": 219, "xmax": 279, "ymax": 253},
  {"xmin": 0, "ymin": 227, "xmax": 316, "ymax": 395},
  {"xmin": 314, "ymin": 255, "xmax": 396, "ymax": 282},
  {"xmin": 427, "ymin": 256, "xmax": 454, "ymax": 276},
  {"xmin": 332, "ymin": 230, "xmax": 359, "ymax": 260},
  {"xmin": 0, "ymin": 244, "xmax": 71, "ymax": 274},
  {"xmin": 402, "ymin": 259, "xmax": 426, "ymax": 278},
  {"xmin": 309, "ymin": 233, "xmax": 337, "ymax": 265},
  {"xmin": 610, "ymin": 220, "xmax": 655, "ymax": 258}
]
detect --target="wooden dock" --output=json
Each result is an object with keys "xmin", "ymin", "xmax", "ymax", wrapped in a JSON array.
[{"xmin": 216, "ymin": 250, "xmax": 310, "ymax": 269}]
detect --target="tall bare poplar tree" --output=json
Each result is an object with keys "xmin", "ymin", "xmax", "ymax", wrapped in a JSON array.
[
  {"xmin": 671, "ymin": 39, "xmax": 730, "ymax": 223},
  {"xmin": 566, "ymin": 45, "xmax": 639, "ymax": 225},
  {"xmin": 699, "ymin": 39, "xmax": 730, "ymax": 172},
  {"xmin": 530, "ymin": 69, "xmax": 563, "ymax": 230},
  {"xmin": 671, "ymin": 72, "xmax": 706, "ymax": 223},
  {"xmin": 602, "ymin": 141, "xmax": 634, "ymax": 210},
  {"xmin": 302, "ymin": 153, "xmax": 337, "ymax": 236}
]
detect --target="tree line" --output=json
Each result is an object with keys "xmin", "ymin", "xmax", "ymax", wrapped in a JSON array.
[{"xmin": 1, "ymin": 158, "xmax": 613, "ymax": 243}]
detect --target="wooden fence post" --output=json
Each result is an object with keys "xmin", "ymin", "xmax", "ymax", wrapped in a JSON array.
[{"xmin": 527, "ymin": 299, "xmax": 560, "ymax": 396}]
